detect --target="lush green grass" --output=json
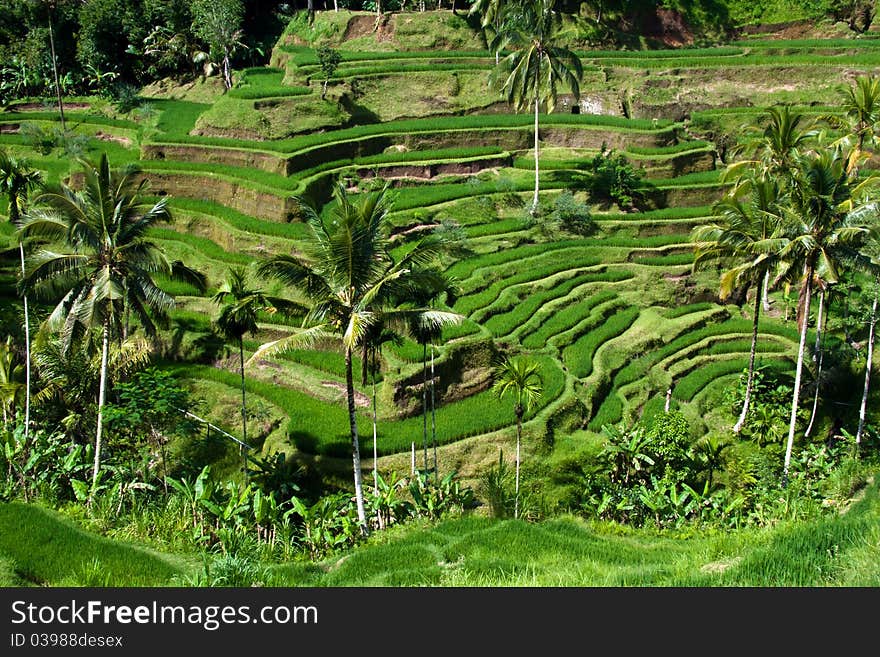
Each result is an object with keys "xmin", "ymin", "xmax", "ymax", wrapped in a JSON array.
[
  {"xmin": 0, "ymin": 502, "xmax": 189, "ymax": 586},
  {"xmin": 271, "ymin": 478, "xmax": 880, "ymax": 585},
  {"xmin": 563, "ymin": 306, "xmax": 641, "ymax": 379},
  {"xmin": 174, "ymin": 354, "xmax": 564, "ymax": 458},
  {"xmin": 5, "ymin": 485, "xmax": 880, "ymax": 587}
]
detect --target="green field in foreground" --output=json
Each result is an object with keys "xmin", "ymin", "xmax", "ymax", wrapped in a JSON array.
[{"xmin": 3, "ymin": 477, "xmax": 879, "ymax": 587}]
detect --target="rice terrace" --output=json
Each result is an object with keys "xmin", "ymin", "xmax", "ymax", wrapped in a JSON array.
[{"xmin": 1, "ymin": 0, "xmax": 880, "ymax": 588}]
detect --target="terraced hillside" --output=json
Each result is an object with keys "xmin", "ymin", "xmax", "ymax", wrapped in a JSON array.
[{"xmin": 1, "ymin": 10, "xmax": 874, "ymax": 495}]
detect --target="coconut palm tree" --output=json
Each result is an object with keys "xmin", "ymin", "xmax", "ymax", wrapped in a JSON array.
[
  {"xmin": 772, "ymin": 147, "xmax": 879, "ymax": 486},
  {"xmin": 213, "ymin": 265, "xmax": 303, "ymax": 447},
  {"xmin": 723, "ymin": 106, "xmax": 820, "ymax": 310},
  {"xmin": 692, "ymin": 178, "xmax": 784, "ymax": 433},
  {"xmin": 491, "ymin": 355, "xmax": 543, "ymax": 519},
  {"xmin": 252, "ymin": 183, "xmax": 462, "ymax": 533},
  {"xmin": 18, "ymin": 153, "xmax": 190, "ymax": 499},
  {"xmin": 490, "ymin": 0, "xmax": 583, "ymax": 214},
  {"xmin": 469, "ymin": 0, "xmax": 510, "ymax": 62},
  {"xmin": 726, "ymin": 105, "xmax": 819, "ymax": 188},
  {"xmin": 821, "ymin": 74, "xmax": 880, "ymax": 177}
]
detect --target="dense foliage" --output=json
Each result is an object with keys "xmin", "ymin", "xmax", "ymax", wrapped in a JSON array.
[{"xmin": 1, "ymin": 2, "xmax": 880, "ymax": 585}]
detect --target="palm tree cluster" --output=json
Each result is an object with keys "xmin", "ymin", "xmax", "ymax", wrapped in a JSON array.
[
  {"xmin": 692, "ymin": 74, "xmax": 880, "ymax": 486},
  {"xmin": 3, "ymin": 143, "xmax": 464, "ymax": 534},
  {"xmin": 250, "ymin": 183, "xmax": 462, "ymax": 533},
  {"xmin": 12, "ymin": 153, "xmax": 206, "ymax": 500}
]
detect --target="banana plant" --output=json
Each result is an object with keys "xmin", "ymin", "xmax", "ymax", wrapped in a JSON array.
[
  {"xmin": 166, "ymin": 465, "xmax": 214, "ymax": 532},
  {"xmin": 368, "ymin": 471, "xmax": 411, "ymax": 529},
  {"xmin": 201, "ymin": 480, "xmax": 253, "ymax": 531}
]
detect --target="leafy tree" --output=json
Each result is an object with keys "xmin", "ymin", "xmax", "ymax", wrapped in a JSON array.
[
  {"xmin": 317, "ymin": 45, "xmax": 341, "ymax": 100},
  {"xmin": 359, "ymin": 320, "xmax": 400, "ymax": 491},
  {"xmin": 544, "ymin": 190, "xmax": 595, "ymax": 235},
  {"xmin": 252, "ymin": 184, "xmax": 461, "ymax": 533},
  {"xmin": 30, "ymin": 330, "xmax": 151, "ymax": 447},
  {"xmin": 690, "ymin": 434, "xmax": 730, "ymax": 492},
  {"xmin": 491, "ymin": 354, "xmax": 542, "ymax": 519},
  {"xmin": 585, "ymin": 146, "xmax": 642, "ymax": 209},
  {"xmin": 103, "ymin": 367, "xmax": 199, "ymax": 489},
  {"xmin": 76, "ymin": 0, "xmax": 145, "ymax": 86},
  {"xmin": 18, "ymin": 153, "xmax": 190, "ymax": 498},
  {"xmin": 191, "ymin": 0, "xmax": 245, "ymax": 90},
  {"xmin": 490, "ymin": 0, "xmax": 583, "ymax": 214}
]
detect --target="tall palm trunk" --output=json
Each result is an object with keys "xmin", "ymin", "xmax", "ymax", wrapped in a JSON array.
[
  {"xmin": 431, "ymin": 344, "xmax": 437, "ymax": 484},
  {"xmin": 91, "ymin": 317, "xmax": 111, "ymax": 500},
  {"xmin": 47, "ymin": 7, "xmax": 65, "ymax": 132},
  {"xmin": 239, "ymin": 337, "xmax": 247, "ymax": 445},
  {"xmin": 532, "ymin": 95, "xmax": 540, "ymax": 213},
  {"xmin": 345, "ymin": 346, "xmax": 368, "ymax": 533},
  {"xmin": 783, "ymin": 268, "xmax": 813, "ymax": 487},
  {"xmin": 422, "ymin": 343, "xmax": 428, "ymax": 473},
  {"xmin": 733, "ymin": 286, "xmax": 762, "ymax": 433},
  {"xmin": 804, "ymin": 289, "xmax": 826, "ymax": 438},
  {"xmin": 514, "ymin": 404, "xmax": 522, "ymax": 519},
  {"xmin": 372, "ymin": 375, "xmax": 378, "ymax": 490},
  {"xmin": 19, "ymin": 242, "xmax": 29, "ymax": 439},
  {"xmin": 856, "ymin": 288, "xmax": 878, "ymax": 445}
]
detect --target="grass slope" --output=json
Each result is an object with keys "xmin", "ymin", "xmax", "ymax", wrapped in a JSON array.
[
  {"xmin": 0, "ymin": 503, "xmax": 192, "ymax": 587},
  {"xmin": 3, "ymin": 473, "xmax": 878, "ymax": 587}
]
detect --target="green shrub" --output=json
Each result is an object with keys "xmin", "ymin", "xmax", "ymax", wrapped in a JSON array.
[{"xmin": 585, "ymin": 147, "xmax": 643, "ymax": 209}]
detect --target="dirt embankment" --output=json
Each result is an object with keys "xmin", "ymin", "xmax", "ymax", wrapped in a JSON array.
[{"xmin": 141, "ymin": 143, "xmax": 288, "ymax": 176}]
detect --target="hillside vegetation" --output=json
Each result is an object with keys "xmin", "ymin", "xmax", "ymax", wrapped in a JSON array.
[{"xmin": 1, "ymin": 3, "xmax": 880, "ymax": 586}]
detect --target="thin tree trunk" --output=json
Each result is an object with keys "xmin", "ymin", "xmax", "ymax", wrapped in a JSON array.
[
  {"xmin": 239, "ymin": 338, "xmax": 247, "ymax": 446},
  {"xmin": 783, "ymin": 270, "xmax": 813, "ymax": 487},
  {"xmin": 532, "ymin": 96, "xmax": 540, "ymax": 214},
  {"xmin": 345, "ymin": 346, "xmax": 368, "ymax": 533},
  {"xmin": 47, "ymin": 8, "xmax": 65, "ymax": 132},
  {"xmin": 19, "ymin": 242, "xmax": 29, "ymax": 440},
  {"xmin": 422, "ymin": 343, "xmax": 428, "ymax": 473},
  {"xmin": 804, "ymin": 289, "xmax": 826, "ymax": 438},
  {"xmin": 514, "ymin": 407, "xmax": 522, "ymax": 520},
  {"xmin": 856, "ymin": 288, "xmax": 877, "ymax": 445},
  {"xmin": 762, "ymin": 270, "xmax": 772, "ymax": 312},
  {"xmin": 734, "ymin": 286, "xmax": 762, "ymax": 433},
  {"xmin": 91, "ymin": 317, "xmax": 111, "ymax": 501},
  {"xmin": 431, "ymin": 344, "xmax": 437, "ymax": 484},
  {"xmin": 812, "ymin": 288, "xmax": 825, "ymax": 363},
  {"xmin": 372, "ymin": 376, "xmax": 378, "ymax": 491},
  {"xmin": 223, "ymin": 50, "xmax": 233, "ymax": 90}
]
